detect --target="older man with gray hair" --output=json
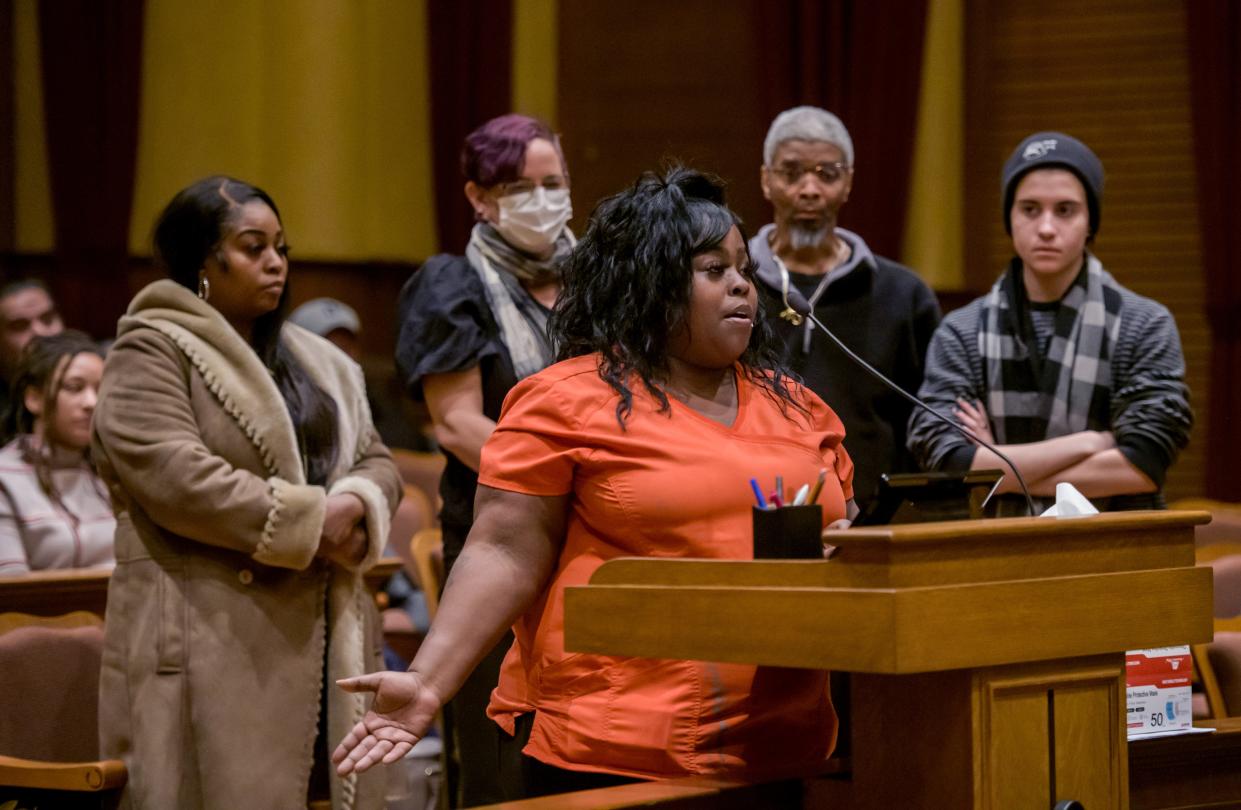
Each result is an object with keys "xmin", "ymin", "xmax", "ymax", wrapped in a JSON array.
[{"xmin": 750, "ymin": 106, "xmax": 941, "ymax": 509}]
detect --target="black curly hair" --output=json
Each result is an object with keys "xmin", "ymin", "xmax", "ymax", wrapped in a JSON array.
[{"xmin": 550, "ymin": 165, "xmax": 807, "ymax": 427}]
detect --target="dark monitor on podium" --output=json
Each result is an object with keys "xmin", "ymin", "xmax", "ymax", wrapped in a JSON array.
[{"xmin": 854, "ymin": 469, "xmax": 1005, "ymax": 526}]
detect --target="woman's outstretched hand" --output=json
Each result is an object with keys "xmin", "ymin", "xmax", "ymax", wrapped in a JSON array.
[{"xmin": 332, "ymin": 671, "xmax": 443, "ymax": 775}]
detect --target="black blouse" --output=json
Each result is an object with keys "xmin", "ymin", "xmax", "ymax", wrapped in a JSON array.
[{"xmin": 394, "ymin": 255, "xmax": 519, "ymax": 538}]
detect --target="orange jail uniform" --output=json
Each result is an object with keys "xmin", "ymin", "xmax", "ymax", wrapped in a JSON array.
[{"xmin": 478, "ymin": 353, "xmax": 853, "ymax": 781}]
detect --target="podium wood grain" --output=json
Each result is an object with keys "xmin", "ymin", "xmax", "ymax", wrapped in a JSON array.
[{"xmin": 564, "ymin": 511, "xmax": 1213, "ymax": 810}]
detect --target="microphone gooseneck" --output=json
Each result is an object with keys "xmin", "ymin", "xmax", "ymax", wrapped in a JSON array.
[{"xmin": 774, "ymin": 265, "xmax": 1037, "ymax": 517}]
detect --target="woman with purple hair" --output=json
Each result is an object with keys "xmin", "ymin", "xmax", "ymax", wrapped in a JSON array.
[{"xmin": 393, "ymin": 113, "xmax": 574, "ymax": 806}]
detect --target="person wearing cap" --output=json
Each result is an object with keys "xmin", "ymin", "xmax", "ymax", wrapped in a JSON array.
[
  {"xmin": 289, "ymin": 297, "xmax": 363, "ymax": 360},
  {"xmin": 749, "ymin": 106, "xmax": 941, "ymax": 510},
  {"xmin": 907, "ymin": 132, "xmax": 1192, "ymax": 515},
  {"xmin": 290, "ymin": 298, "xmax": 429, "ymax": 453}
]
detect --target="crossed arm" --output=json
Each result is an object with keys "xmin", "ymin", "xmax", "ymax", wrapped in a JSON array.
[{"xmin": 954, "ymin": 398, "xmax": 1155, "ymax": 498}]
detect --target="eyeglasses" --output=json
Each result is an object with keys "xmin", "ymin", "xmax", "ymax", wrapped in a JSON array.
[
  {"xmin": 770, "ymin": 162, "xmax": 851, "ymax": 185},
  {"xmin": 496, "ymin": 177, "xmax": 570, "ymax": 197}
]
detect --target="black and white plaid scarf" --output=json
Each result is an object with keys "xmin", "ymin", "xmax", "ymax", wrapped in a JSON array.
[{"xmin": 979, "ymin": 254, "xmax": 1123, "ymax": 446}]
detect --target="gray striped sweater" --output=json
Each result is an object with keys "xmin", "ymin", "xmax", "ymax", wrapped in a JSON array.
[{"xmin": 907, "ymin": 281, "xmax": 1193, "ymax": 513}]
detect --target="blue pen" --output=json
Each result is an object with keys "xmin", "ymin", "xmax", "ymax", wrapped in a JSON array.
[{"xmin": 749, "ymin": 478, "xmax": 768, "ymax": 509}]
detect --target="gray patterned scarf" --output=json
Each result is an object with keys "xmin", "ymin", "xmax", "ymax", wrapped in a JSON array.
[{"xmin": 466, "ymin": 222, "xmax": 574, "ymax": 380}]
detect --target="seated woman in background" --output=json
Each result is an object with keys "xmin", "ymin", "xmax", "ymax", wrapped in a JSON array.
[
  {"xmin": 337, "ymin": 167, "xmax": 858, "ymax": 798},
  {"xmin": 93, "ymin": 176, "xmax": 401, "ymax": 810},
  {"xmin": 394, "ymin": 112, "xmax": 575, "ymax": 806},
  {"xmin": 0, "ymin": 330, "xmax": 112, "ymax": 575}
]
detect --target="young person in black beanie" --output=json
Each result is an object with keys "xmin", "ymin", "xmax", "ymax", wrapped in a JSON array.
[{"xmin": 907, "ymin": 131, "xmax": 1193, "ymax": 515}]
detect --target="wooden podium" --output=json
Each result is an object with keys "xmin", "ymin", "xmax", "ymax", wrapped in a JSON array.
[{"xmin": 564, "ymin": 511, "xmax": 1212, "ymax": 810}]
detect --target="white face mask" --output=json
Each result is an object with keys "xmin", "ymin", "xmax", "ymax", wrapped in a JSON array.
[{"xmin": 495, "ymin": 187, "xmax": 572, "ymax": 256}]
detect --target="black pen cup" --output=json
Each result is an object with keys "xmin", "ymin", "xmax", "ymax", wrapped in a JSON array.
[{"xmin": 752, "ymin": 504, "xmax": 823, "ymax": 560}]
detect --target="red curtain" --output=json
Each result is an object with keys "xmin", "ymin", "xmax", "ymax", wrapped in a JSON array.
[
  {"xmin": 1186, "ymin": 0, "xmax": 1241, "ymax": 501},
  {"xmin": 37, "ymin": 0, "xmax": 143, "ymax": 338},
  {"xmin": 427, "ymin": 0, "xmax": 513, "ymax": 254},
  {"xmin": 1, "ymin": 0, "xmax": 14, "ymax": 253},
  {"xmin": 753, "ymin": 0, "xmax": 928, "ymax": 261}
]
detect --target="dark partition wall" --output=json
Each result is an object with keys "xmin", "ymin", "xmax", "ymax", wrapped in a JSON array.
[
  {"xmin": 963, "ymin": 0, "xmax": 1207, "ymax": 502},
  {"xmin": 428, "ymin": 0, "xmax": 513, "ymax": 255},
  {"xmin": 557, "ymin": 1, "xmax": 773, "ymax": 232},
  {"xmin": 37, "ymin": 0, "xmax": 143, "ymax": 338},
  {"xmin": 557, "ymin": 0, "xmax": 926, "ymax": 261},
  {"xmin": 1186, "ymin": 0, "xmax": 1241, "ymax": 502},
  {"xmin": 0, "ymin": 0, "xmax": 13, "ymax": 253}
]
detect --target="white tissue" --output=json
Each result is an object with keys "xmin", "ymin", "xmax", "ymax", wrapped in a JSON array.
[{"xmin": 1038, "ymin": 482, "xmax": 1099, "ymax": 518}]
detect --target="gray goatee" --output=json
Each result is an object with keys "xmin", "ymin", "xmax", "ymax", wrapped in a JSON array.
[{"xmin": 788, "ymin": 222, "xmax": 830, "ymax": 252}]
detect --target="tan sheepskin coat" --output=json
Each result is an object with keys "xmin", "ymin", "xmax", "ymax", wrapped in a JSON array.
[{"xmin": 93, "ymin": 280, "xmax": 401, "ymax": 810}]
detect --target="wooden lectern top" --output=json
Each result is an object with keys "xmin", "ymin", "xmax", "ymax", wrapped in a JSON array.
[
  {"xmin": 565, "ymin": 511, "xmax": 1212, "ymax": 674},
  {"xmin": 590, "ymin": 509, "xmax": 1211, "ymax": 589}
]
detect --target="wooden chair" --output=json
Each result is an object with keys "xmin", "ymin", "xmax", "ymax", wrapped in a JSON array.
[
  {"xmin": 410, "ymin": 528, "xmax": 444, "ymax": 620},
  {"xmin": 381, "ymin": 484, "xmax": 435, "ymax": 661},
  {"xmin": 0, "ymin": 611, "xmax": 126, "ymax": 807},
  {"xmin": 390, "ymin": 448, "xmax": 445, "ymax": 527},
  {"xmin": 1172, "ymin": 497, "xmax": 1241, "ymax": 552},
  {"xmin": 1209, "ymin": 553, "xmax": 1241, "ymax": 619},
  {"xmin": 1180, "ymin": 500, "xmax": 1241, "ymax": 719},
  {"xmin": 388, "ymin": 483, "xmax": 433, "ymax": 588},
  {"xmin": 1194, "ymin": 616, "xmax": 1241, "ymax": 720},
  {"xmin": 0, "ymin": 568, "xmax": 111, "ymax": 619},
  {"xmin": 0, "ymin": 610, "xmax": 101, "ymax": 635}
]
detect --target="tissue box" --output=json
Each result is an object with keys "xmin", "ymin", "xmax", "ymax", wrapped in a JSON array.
[{"xmin": 1126, "ymin": 646, "xmax": 1193, "ymax": 737}]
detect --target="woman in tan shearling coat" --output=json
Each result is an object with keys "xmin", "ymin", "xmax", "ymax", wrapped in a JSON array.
[{"xmin": 93, "ymin": 177, "xmax": 401, "ymax": 810}]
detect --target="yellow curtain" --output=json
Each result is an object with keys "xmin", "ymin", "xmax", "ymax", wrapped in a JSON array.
[
  {"xmin": 13, "ymin": 0, "xmax": 54, "ymax": 253},
  {"xmin": 512, "ymin": 0, "xmax": 558, "ymax": 127},
  {"xmin": 128, "ymin": 0, "xmax": 437, "ymax": 261},
  {"xmin": 902, "ymin": 0, "xmax": 965, "ymax": 290}
]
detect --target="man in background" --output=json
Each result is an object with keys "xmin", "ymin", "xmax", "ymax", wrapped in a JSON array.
[
  {"xmin": 750, "ymin": 106, "xmax": 941, "ymax": 510},
  {"xmin": 749, "ymin": 107, "xmax": 941, "ymax": 760},
  {"xmin": 289, "ymin": 296, "xmax": 364, "ymax": 361},
  {"xmin": 289, "ymin": 297, "xmax": 430, "ymax": 452},
  {"xmin": 0, "ymin": 280, "xmax": 64, "ymax": 435}
]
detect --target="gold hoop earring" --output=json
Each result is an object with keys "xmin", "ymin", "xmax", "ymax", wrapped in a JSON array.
[{"xmin": 198, "ymin": 274, "xmax": 210, "ymax": 301}]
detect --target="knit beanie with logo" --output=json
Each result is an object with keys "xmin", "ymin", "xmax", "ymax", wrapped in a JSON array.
[{"xmin": 1001, "ymin": 131, "xmax": 1104, "ymax": 237}]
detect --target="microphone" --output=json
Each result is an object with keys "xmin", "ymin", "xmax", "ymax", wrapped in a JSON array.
[{"xmin": 771, "ymin": 268, "xmax": 1036, "ymax": 517}]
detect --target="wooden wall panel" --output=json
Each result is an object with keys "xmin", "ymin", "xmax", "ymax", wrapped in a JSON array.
[
  {"xmin": 557, "ymin": 0, "xmax": 770, "ymax": 234},
  {"xmin": 0, "ymin": 252, "xmax": 413, "ymax": 361},
  {"xmin": 965, "ymin": 0, "xmax": 1207, "ymax": 502}
]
